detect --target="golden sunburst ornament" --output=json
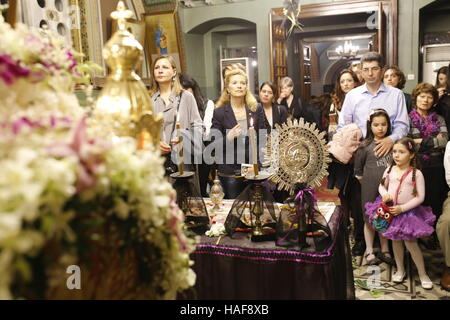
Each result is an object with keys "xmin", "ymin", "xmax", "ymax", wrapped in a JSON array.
[{"xmin": 265, "ymin": 118, "xmax": 331, "ymax": 194}]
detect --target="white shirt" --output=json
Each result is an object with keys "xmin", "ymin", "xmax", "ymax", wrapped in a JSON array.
[
  {"xmin": 203, "ymin": 100, "xmax": 215, "ymax": 139},
  {"xmin": 444, "ymin": 141, "xmax": 450, "ymax": 188}
]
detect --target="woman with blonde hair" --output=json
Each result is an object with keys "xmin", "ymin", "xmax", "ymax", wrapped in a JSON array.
[
  {"xmin": 212, "ymin": 69, "xmax": 267, "ymax": 198},
  {"xmin": 150, "ymin": 55, "xmax": 203, "ymax": 175}
]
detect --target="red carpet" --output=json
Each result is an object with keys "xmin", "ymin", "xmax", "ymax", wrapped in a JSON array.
[{"xmin": 314, "ymin": 177, "xmax": 341, "ymax": 205}]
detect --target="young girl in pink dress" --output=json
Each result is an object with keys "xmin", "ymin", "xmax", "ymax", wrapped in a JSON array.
[{"xmin": 365, "ymin": 137, "xmax": 436, "ymax": 289}]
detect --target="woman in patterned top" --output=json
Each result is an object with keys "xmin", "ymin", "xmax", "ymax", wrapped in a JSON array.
[{"xmin": 408, "ymin": 82, "xmax": 448, "ymax": 249}]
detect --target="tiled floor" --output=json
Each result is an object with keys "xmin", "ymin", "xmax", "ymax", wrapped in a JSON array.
[
  {"xmin": 353, "ymin": 248, "xmax": 450, "ymax": 300},
  {"xmin": 349, "ymin": 223, "xmax": 450, "ymax": 300}
]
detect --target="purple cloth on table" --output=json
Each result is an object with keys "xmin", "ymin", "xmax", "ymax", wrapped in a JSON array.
[{"xmin": 184, "ymin": 207, "xmax": 355, "ymax": 300}]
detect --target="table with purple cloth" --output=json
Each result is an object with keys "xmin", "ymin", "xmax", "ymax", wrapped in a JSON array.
[{"xmin": 188, "ymin": 203, "xmax": 355, "ymax": 300}]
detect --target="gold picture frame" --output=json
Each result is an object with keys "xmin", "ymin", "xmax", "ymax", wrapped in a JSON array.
[
  {"xmin": 72, "ymin": 0, "xmax": 149, "ymax": 87},
  {"xmin": 143, "ymin": 10, "xmax": 186, "ymax": 73},
  {"xmin": 1, "ymin": 0, "xmax": 17, "ymax": 26},
  {"xmin": 112, "ymin": 18, "xmax": 150, "ymax": 79}
]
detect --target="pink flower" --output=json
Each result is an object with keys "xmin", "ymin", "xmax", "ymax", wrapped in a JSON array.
[
  {"xmin": 48, "ymin": 116, "xmax": 111, "ymax": 193},
  {"xmin": 0, "ymin": 55, "xmax": 30, "ymax": 85},
  {"xmin": 167, "ymin": 192, "xmax": 188, "ymax": 252},
  {"xmin": 9, "ymin": 116, "xmax": 73, "ymax": 134}
]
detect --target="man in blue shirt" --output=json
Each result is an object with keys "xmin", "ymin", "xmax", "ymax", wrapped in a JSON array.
[
  {"xmin": 336, "ymin": 52, "xmax": 409, "ymax": 257},
  {"xmin": 338, "ymin": 53, "xmax": 409, "ymax": 157}
]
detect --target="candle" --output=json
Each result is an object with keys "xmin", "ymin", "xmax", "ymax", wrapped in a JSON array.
[
  {"xmin": 176, "ymin": 122, "xmax": 184, "ymax": 175},
  {"xmin": 248, "ymin": 117, "xmax": 259, "ymax": 177},
  {"xmin": 138, "ymin": 129, "xmax": 150, "ymax": 150}
]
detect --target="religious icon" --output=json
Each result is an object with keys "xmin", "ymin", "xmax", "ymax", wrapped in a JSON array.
[{"xmin": 155, "ymin": 21, "xmax": 168, "ymax": 54}]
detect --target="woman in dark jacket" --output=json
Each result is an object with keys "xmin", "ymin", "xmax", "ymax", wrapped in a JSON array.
[
  {"xmin": 259, "ymin": 81, "xmax": 288, "ymax": 131},
  {"xmin": 277, "ymin": 76, "xmax": 303, "ymax": 120},
  {"xmin": 211, "ymin": 69, "xmax": 267, "ymax": 199}
]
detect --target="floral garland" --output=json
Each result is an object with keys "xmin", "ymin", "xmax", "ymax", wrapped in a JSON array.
[
  {"xmin": 0, "ymin": 16, "xmax": 195, "ymax": 299},
  {"xmin": 409, "ymin": 108, "xmax": 441, "ymax": 162},
  {"xmin": 409, "ymin": 109, "xmax": 441, "ymax": 138}
]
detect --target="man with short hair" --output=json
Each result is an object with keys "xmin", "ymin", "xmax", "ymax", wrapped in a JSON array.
[{"xmin": 337, "ymin": 52, "xmax": 409, "ymax": 256}]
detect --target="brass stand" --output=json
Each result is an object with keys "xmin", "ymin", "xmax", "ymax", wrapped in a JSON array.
[
  {"xmin": 246, "ymin": 173, "xmax": 275, "ymax": 242},
  {"xmin": 170, "ymin": 171, "xmax": 209, "ymax": 234}
]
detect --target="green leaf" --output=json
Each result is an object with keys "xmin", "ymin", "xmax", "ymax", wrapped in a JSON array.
[
  {"xmin": 15, "ymin": 257, "xmax": 32, "ymax": 282},
  {"xmin": 41, "ymin": 215, "xmax": 56, "ymax": 233},
  {"xmin": 370, "ymin": 288, "xmax": 385, "ymax": 299},
  {"xmin": 355, "ymin": 279, "xmax": 370, "ymax": 290}
]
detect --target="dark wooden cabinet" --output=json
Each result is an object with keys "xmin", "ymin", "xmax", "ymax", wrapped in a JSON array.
[
  {"xmin": 269, "ymin": 12, "xmax": 288, "ymax": 89},
  {"xmin": 269, "ymin": 0, "xmax": 398, "ymax": 103}
]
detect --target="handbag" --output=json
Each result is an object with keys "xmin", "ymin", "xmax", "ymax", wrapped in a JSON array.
[
  {"xmin": 372, "ymin": 167, "xmax": 413, "ymax": 232},
  {"xmin": 372, "ymin": 202, "xmax": 394, "ymax": 232},
  {"xmin": 164, "ymin": 92, "xmax": 183, "ymax": 176}
]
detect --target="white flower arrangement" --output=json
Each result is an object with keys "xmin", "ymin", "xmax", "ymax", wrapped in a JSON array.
[
  {"xmin": 0, "ymin": 16, "xmax": 195, "ymax": 299},
  {"xmin": 205, "ymin": 223, "xmax": 226, "ymax": 237}
]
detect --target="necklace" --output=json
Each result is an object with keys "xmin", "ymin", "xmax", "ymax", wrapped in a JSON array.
[{"xmin": 232, "ymin": 103, "xmax": 246, "ymax": 121}]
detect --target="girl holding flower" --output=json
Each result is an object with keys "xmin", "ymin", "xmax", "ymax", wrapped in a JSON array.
[{"xmin": 408, "ymin": 82, "xmax": 448, "ymax": 248}]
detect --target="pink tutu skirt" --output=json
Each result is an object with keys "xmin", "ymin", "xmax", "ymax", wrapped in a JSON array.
[{"xmin": 365, "ymin": 196, "xmax": 435, "ymax": 241}]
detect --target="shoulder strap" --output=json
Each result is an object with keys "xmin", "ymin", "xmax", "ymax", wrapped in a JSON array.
[
  {"xmin": 393, "ymin": 168, "xmax": 413, "ymax": 205},
  {"xmin": 170, "ymin": 91, "xmax": 184, "ymax": 139}
]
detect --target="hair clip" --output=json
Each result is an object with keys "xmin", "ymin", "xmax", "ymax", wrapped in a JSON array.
[{"xmin": 408, "ymin": 141, "xmax": 413, "ymax": 149}]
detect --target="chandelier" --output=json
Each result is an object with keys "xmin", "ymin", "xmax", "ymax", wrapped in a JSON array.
[{"xmin": 335, "ymin": 41, "xmax": 360, "ymax": 58}]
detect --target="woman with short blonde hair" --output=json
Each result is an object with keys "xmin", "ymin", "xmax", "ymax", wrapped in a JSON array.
[{"xmin": 277, "ymin": 76, "xmax": 302, "ymax": 120}]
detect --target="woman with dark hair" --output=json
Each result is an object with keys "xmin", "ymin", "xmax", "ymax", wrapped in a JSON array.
[
  {"xmin": 409, "ymin": 82, "xmax": 449, "ymax": 249},
  {"xmin": 259, "ymin": 81, "xmax": 288, "ymax": 130},
  {"xmin": 310, "ymin": 93, "xmax": 332, "ymax": 133},
  {"xmin": 328, "ymin": 69, "xmax": 360, "ymax": 138},
  {"xmin": 436, "ymin": 65, "xmax": 450, "ymax": 132},
  {"xmin": 383, "ymin": 66, "xmax": 412, "ymax": 113},
  {"xmin": 259, "ymin": 81, "xmax": 289, "ymax": 202},
  {"xmin": 435, "ymin": 66, "xmax": 449, "ymax": 98},
  {"xmin": 179, "ymin": 73, "xmax": 215, "ymax": 196},
  {"xmin": 179, "ymin": 73, "xmax": 206, "ymax": 119}
]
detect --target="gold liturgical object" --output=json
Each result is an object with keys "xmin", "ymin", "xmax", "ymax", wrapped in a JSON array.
[{"xmin": 93, "ymin": 1, "xmax": 162, "ymax": 144}]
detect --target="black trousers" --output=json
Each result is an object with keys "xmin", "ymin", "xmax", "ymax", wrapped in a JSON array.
[{"xmin": 346, "ymin": 176, "xmax": 364, "ymax": 243}]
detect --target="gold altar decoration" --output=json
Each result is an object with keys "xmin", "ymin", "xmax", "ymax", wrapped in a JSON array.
[
  {"xmin": 210, "ymin": 170, "xmax": 225, "ymax": 211},
  {"xmin": 266, "ymin": 118, "xmax": 331, "ymax": 194},
  {"xmin": 92, "ymin": 1, "xmax": 162, "ymax": 144}
]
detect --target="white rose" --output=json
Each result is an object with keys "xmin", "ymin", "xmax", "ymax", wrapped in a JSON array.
[
  {"xmin": 115, "ymin": 197, "xmax": 130, "ymax": 220},
  {"xmin": 0, "ymin": 214, "xmax": 22, "ymax": 241}
]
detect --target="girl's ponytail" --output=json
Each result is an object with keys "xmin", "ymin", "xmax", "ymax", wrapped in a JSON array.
[
  {"xmin": 380, "ymin": 163, "xmax": 394, "ymax": 188},
  {"xmin": 412, "ymin": 167, "xmax": 418, "ymax": 197}
]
